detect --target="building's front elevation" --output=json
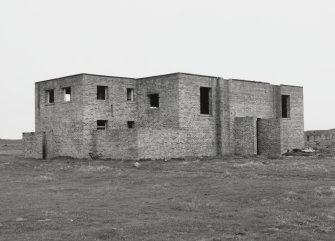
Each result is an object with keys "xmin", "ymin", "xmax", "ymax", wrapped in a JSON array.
[{"xmin": 23, "ymin": 72, "xmax": 304, "ymax": 159}]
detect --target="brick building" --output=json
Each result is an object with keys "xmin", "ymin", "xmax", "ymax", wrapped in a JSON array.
[{"xmin": 23, "ymin": 72, "xmax": 304, "ymax": 159}]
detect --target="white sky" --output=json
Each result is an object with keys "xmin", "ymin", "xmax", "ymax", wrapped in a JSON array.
[{"xmin": 0, "ymin": 0, "xmax": 334, "ymax": 139}]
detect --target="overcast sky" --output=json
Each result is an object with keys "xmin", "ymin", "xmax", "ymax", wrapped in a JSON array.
[{"xmin": 0, "ymin": 0, "xmax": 334, "ymax": 139}]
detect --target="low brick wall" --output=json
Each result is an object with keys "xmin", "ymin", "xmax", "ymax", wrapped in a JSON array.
[
  {"xmin": 23, "ymin": 131, "xmax": 83, "ymax": 159},
  {"xmin": 234, "ymin": 117, "xmax": 257, "ymax": 155},
  {"xmin": 137, "ymin": 128, "xmax": 216, "ymax": 159},
  {"xmin": 89, "ymin": 129, "xmax": 138, "ymax": 160},
  {"xmin": 257, "ymin": 119, "xmax": 282, "ymax": 155},
  {"xmin": 22, "ymin": 132, "xmax": 43, "ymax": 159},
  {"xmin": 305, "ymin": 129, "xmax": 335, "ymax": 149}
]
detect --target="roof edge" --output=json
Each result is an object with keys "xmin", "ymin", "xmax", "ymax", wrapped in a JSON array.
[
  {"xmin": 137, "ymin": 72, "xmax": 219, "ymax": 80},
  {"xmin": 280, "ymin": 84, "xmax": 303, "ymax": 88},
  {"xmin": 305, "ymin": 129, "xmax": 335, "ymax": 133},
  {"xmin": 229, "ymin": 79, "xmax": 270, "ymax": 85},
  {"xmin": 36, "ymin": 73, "xmax": 136, "ymax": 83},
  {"xmin": 35, "ymin": 72, "xmax": 303, "ymax": 89}
]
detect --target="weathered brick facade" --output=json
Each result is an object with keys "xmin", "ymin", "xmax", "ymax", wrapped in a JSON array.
[
  {"xmin": 23, "ymin": 72, "xmax": 304, "ymax": 159},
  {"xmin": 305, "ymin": 129, "xmax": 335, "ymax": 149}
]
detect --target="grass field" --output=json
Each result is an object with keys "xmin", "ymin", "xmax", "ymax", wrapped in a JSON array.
[{"xmin": 1, "ymin": 140, "xmax": 335, "ymax": 240}]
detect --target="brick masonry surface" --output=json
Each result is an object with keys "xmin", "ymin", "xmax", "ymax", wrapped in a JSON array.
[
  {"xmin": 23, "ymin": 72, "xmax": 305, "ymax": 159},
  {"xmin": 234, "ymin": 117, "xmax": 257, "ymax": 155},
  {"xmin": 305, "ymin": 129, "xmax": 335, "ymax": 149}
]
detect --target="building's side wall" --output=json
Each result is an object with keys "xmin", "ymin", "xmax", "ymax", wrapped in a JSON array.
[
  {"xmin": 35, "ymin": 75, "xmax": 84, "ymax": 132},
  {"xmin": 23, "ymin": 132, "xmax": 43, "ymax": 158},
  {"xmin": 82, "ymin": 75, "xmax": 137, "ymax": 159},
  {"xmin": 279, "ymin": 85, "xmax": 304, "ymax": 153},
  {"xmin": 219, "ymin": 79, "xmax": 230, "ymax": 155},
  {"xmin": 258, "ymin": 118, "xmax": 282, "ymax": 154},
  {"xmin": 33, "ymin": 75, "xmax": 85, "ymax": 158},
  {"xmin": 225, "ymin": 81, "xmax": 304, "ymax": 155},
  {"xmin": 178, "ymin": 74, "xmax": 218, "ymax": 157},
  {"xmin": 305, "ymin": 129, "xmax": 335, "ymax": 149},
  {"xmin": 136, "ymin": 74, "xmax": 218, "ymax": 159},
  {"xmin": 135, "ymin": 75, "xmax": 185, "ymax": 159},
  {"xmin": 137, "ymin": 75, "xmax": 180, "ymax": 128},
  {"xmin": 224, "ymin": 80, "xmax": 276, "ymax": 154},
  {"xmin": 234, "ymin": 117, "xmax": 257, "ymax": 155},
  {"xmin": 229, "ymin": 80, "xmax": 275, "ymax": 118},
  {"xmin": 82, "ymin": 75, "xmax": 137, "ymax": 130}
]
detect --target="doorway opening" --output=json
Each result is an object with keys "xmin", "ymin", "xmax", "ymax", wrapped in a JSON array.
[
  {"xmin": 256, "ymin": 118, "xmax": 261, "ymax": 155},
  {"xmin": 42, "ymin": 132, "xmax": 47, "ymax": 159}
]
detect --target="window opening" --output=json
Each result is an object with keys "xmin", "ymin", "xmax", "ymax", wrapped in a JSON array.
[
  {"xmin": 97, "ymin": 86, "xmax": 107, "ymax": 100},
  {"xmin": 281, "ymin": 95, "xmax": 290, "ymax": 118},
  {"xmin": 97, "ymin": 120, "xmax": 108, "ymax": 130},
  {"xmin": 127, "ymin": 121, "xmax": 135, "ymax": 129},
  {"xmin": 127, "ymin": 88, "xmax": 134, "ymax": 101},
  {"xmin": 46, "ymin": 89, "xmax": 54, "ymax": 103},
  {"xmin": 200, "ymin": 87, "xmax": 212, "ymax": 114},
  {"xmin": 63, "ymin": 87, "xmax": 71, "ymax": 102},
  {"xmin": 148, "ymin": 94, "xmax": 159, "ymax": 108}
]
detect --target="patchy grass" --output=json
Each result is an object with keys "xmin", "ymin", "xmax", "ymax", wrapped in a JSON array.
[
  {"xmin": 0, "ymin": 139, "xmax": 22, "ymax": 156},
  {"xmin": 0, "ymin": 145, "xmax": 335, "ymax": 240}
]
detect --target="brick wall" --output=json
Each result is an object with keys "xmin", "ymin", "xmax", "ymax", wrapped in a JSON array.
[
  {"xmin": 229, "ymin": 80, "xmax": 275, "ymax": 118},
  {"xmin": 226, "ymin": 80, "xmax": 277, "ymax": 154},
  {"xmin": 81, "ymin": 75, "xmax": 137, "ymax": 159},
  {"xmin": 258, "ymin": 118, "xmax": 282, "ymax": 154},
  {"xmin": 137, "ymin": 128, "xmax": 216, "ymax": 159},
  {"xmin": 35, "ymin": 75, "xmax": 85, "ymax": 158},
  {"xmin": 305, "ymin": 129, "xmax": 335, "ymax": 149},
  {"xmin": 234, "ymin": 117, "xmax": 257, "ymax": 155},
  {"xmin": 22, "ymin": 132, "xmax": 43, "ymax": 158},
  {"xmin": 91, "ymin": 129, "xmax": 138, "ymax": 160},
  {"xmin": 137, "ymin": 74, "xmax": 180, "ymax": 129},
  {"xmin": 279, "ymin": 85, "xmax": 304, "ymax": 152},
  {"xmin": 35, "ymin": 75, "xmax": 84, "ymax": 132},
  {"xmin": 178, "ymin": 74, "xmax": 218, "ymax": 156}
]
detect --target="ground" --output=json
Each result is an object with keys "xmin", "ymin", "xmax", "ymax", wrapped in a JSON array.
[{"xmin": 1, "ymin": 140, "xmax": 335, "ymax": 241}]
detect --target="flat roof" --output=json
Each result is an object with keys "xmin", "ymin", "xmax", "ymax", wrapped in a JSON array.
[{"xmin": 35, "ymin": 72, "xmax": 303, "ymax": 88}]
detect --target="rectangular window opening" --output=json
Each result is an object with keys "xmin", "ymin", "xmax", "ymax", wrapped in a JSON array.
[
  {"xmin": 281, "ymin": 95, "xmax": 290, "ymax": 118},
  {"xmin": 97, "ymin": 120, "xmax": 108, "ymax": 130},
  {"xmin": 148, "ymin": 93, "xmax": 159, "ymax": 108},
  {"xmin": 97, "ymin": 86, "xmax": 107, "ymax": 100},
  {"xmin": 46, "ymin": 89, "xmax": 54, "ymax": 103},
  {"xmin": 200, "ymin": 87, "xmax": 212, "ymax": 114},
  {"xmin": 62, "ymin": 87, "xmax": 71, "ymax": 102},
  {"xmin": 127, "ymin": 121, "xmax": 135, "ymax": 129},
  {"xmin": 307, "ymin": 136, "xmax": 310, "ymax": 141},
  {"xmin": 127, "ymin": 88, "xmax": 134, "ymax": 101}
]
